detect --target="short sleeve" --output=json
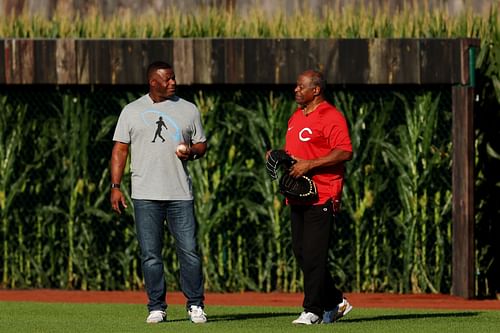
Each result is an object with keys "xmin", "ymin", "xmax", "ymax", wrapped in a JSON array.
[
  {"xmin": 112, "ymin": 107, "xmax": 131, "ymax": 143},
  {"xmin": 325, "ymin": 112, "xmax": 352, "ymax": 152},
  {"xmin": 191, "ymin": 106, "xmax": 206, "ymax": 144}
]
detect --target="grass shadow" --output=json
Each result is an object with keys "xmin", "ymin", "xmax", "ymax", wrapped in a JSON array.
[
  {"xmin": 168, "ymin": 312, "xmax": 297, "ymax": 323},
  {"xmin": 345, "ymin": 311, "xmax": 480, "ymax": 323},
  {"xmin": 167, "ymin": 310, "xmax": 480, "ymax": 323}
]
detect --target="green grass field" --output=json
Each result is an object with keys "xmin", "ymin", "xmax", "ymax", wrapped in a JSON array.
[{"xmin": 1, "ymin": 302, "xmax": 499, "ymax": 333}]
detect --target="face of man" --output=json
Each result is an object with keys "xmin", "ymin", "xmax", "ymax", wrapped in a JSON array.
[
  {"xmin": 294, "ymin": 73, "xmax": 317, "ymax": 106},
  {"xmin": 150, "ymin": 68, "xmax": 176, "ymax": 99}
]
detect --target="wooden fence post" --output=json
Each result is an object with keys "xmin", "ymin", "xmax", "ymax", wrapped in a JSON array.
[{"xmin": 451, "ymin": 40, "xmax": 478, "ymax": 299}]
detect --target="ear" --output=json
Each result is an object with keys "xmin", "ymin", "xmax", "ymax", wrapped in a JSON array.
[{"xmin": 313, "ymin": 86, "xmax": 321, "ymax": 96}]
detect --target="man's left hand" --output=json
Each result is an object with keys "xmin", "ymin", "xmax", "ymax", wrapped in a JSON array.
[{"xmin": 289, "ymin": 157, "xmax": 312, "ymax": 178}]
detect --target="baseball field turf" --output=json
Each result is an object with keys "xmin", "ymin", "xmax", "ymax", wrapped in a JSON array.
[{"xmin": 1, "ymin": 302, "xmax": 499, "ymax": 333}]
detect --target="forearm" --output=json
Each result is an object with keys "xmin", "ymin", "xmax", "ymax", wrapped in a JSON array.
[
  {"xmin": 110, "ymin": 143, "xmax": 129, "ymax": 184},
  {"xmin": 308, "ymin": 149, "xmax": 353, "ymax": 170},
  {"xmin": 110, "ymin": 142, "xmax": 129, "ymax": 213},
  {"xmin": 290, "ymin": 149, "xmax": 352, "ymax": 177},
  {"xmin": 189, "ymin": 142, "xmax": 207, "ymax": 159}
]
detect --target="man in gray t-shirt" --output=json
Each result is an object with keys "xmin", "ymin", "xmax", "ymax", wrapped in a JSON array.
[{"xmin": 110, "ymin": 61, "xmax": 208, "ymax": 324}]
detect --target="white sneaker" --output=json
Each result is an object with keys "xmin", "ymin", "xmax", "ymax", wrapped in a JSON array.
[
  {"xmin": 188, "ymin": 305, "xmax": 207, "ymax": 323},
  {"xmin": 323, "ymin": 298, "xmax": 353, "ymax": 323},
  {"xmin": 146, "ymin": 310, "xmax": 166, "ymax": 323},
  {"xmin": 292, "ymin": 311, "xmax": 322, "ymax": 324}
]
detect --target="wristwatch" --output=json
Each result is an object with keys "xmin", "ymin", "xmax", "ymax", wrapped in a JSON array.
[{"xmin": 111, "ymin": 183, "xmax": 121, "ymax": 189}]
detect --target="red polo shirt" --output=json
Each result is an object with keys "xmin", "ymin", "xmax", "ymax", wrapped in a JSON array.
[{"xmin": 284, "ymin": 101, "xmax": 352, "ymax": 205}]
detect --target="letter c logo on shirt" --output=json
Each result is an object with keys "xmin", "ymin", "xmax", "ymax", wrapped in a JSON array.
[{"xmin": 299, "ymin": 128, "xmax": 313, "ymax": 142}]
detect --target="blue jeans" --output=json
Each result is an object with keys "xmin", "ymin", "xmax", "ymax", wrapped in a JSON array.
[{"xmin": 133, "ymin": 199, "xmax": 205, "ymax": 312}]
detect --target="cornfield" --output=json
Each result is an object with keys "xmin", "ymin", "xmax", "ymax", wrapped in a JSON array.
[
  {"xmin": 0, "ymin": 3, "xmax": 499, "ymax": 297},
  {"xmin": 0, "ymin": 3, "xmax": 493, "ymax": 38}
]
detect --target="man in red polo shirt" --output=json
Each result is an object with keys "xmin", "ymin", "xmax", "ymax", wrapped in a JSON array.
[{"xmin": 285, "ymin": 70, "xmax": 353, "ymax": 325}]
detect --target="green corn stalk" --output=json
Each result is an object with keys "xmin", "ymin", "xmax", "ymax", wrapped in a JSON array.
[
  {"xmin": 21, "ymin": 109, "xmax": 60, "ymax": 288},
  {"xmin": 239, "ymin": 95, "xmax": 287, "ymax": 290},
  {"xmin": 190, "ymin": 90, "xmax": 293, "ymax": 291},
  {"xmin": 415, "ymin": 189, "xmax": 439, "ymax": 293},
  {"xmin": 63, "ymin": 95, "xmax": 89, "ymax": 288},
  {"xmin": 217, "ymin": 233, "xmax": 224, "ymax": 278},
  {"xmin": 35, "ymin": 215, "xmax": 43, "ymax": 287},
  {"xmin": 38, "ymin": 94, "xmax": 97, "ymax": 289},
  {"xmin": 190, "ymin": 92, "xmax": 257, "ymax": 291},
  {"xmin": 432, "ymin": 190, "xmax": 452, "ymax": 290},
  {"xmin": 44, "ymin": 95, "xmax": 117, "ymax": 290},
  {"xmin": 381, "ymin": 93, "xmax": 444, "ymax": 293},
  {"xmin": 107, "ymin": 97, "xmax": 140, "ymax": 290},
  {"xmin": 16, "ymin": 220, "xmax": 24, "ymax": 287},
  {"xmin": 235, "ymin": 93, "xmax": 293, "ymax": 291},
  {"xmin": 236, "ymin": 234, "xmax": 244, "ymax": 291},
  {"xmin": 256, "ymin": 235, "xmax": 264, "ymax": 290},
  {"xmin": 0, "ymin": 97, "xmax": 30, "ymax": 287},
  {"xmin": 265, "ymin": 241, "xmax": 273, "ymax": 292},
  {"xmin": 189, "ymin": 92, "xmax": 227, "ymax": 291},
  {"xmin": 335, "ymin": 91, "xmax": 391, "ymax": 291}
]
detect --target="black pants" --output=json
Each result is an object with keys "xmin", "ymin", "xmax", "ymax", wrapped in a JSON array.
[{"xmin": 290, "ymin": 200, "xmax": 343, "ymax": 316}]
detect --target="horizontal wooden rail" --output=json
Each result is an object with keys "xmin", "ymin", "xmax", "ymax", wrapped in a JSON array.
[{"xmin": 0, "ymin": 38, "xmax": 478, "ymax": 85}]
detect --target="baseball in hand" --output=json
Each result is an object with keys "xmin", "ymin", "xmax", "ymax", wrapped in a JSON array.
[{"xmin": 176, "ymin": 143, "xmax": 189, "ymax": 154}]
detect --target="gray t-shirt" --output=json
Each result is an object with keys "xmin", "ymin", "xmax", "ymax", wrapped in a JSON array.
[{"xmin": 113, "ymin": 94, "xmax": 206, "ymax": 200}]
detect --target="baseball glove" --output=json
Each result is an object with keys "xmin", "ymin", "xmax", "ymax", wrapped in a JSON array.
[
  {"xmin": 266, "ymin": 149, "xmax": 318, "ymax": 201},
  {"xmin": 279, "ymin": 173, "xmax": 318, "ymax": 201},
  {"xmin": 266, "ymin": 149, "xmax": 296, "ymax": 180}
]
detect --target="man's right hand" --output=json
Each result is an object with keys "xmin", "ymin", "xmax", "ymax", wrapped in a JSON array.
[
  {"xmin": 111, "ymin": 188, "xmax": 128, "ymax": 214},
  {"xmin": 110, "ymin": 142, "xmax": 130, "ymax": 214}
]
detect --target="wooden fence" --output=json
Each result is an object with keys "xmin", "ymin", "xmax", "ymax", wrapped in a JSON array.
[{"xmin": 0, "ymin": 37, "xmax": 480, "ymax": 298}]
